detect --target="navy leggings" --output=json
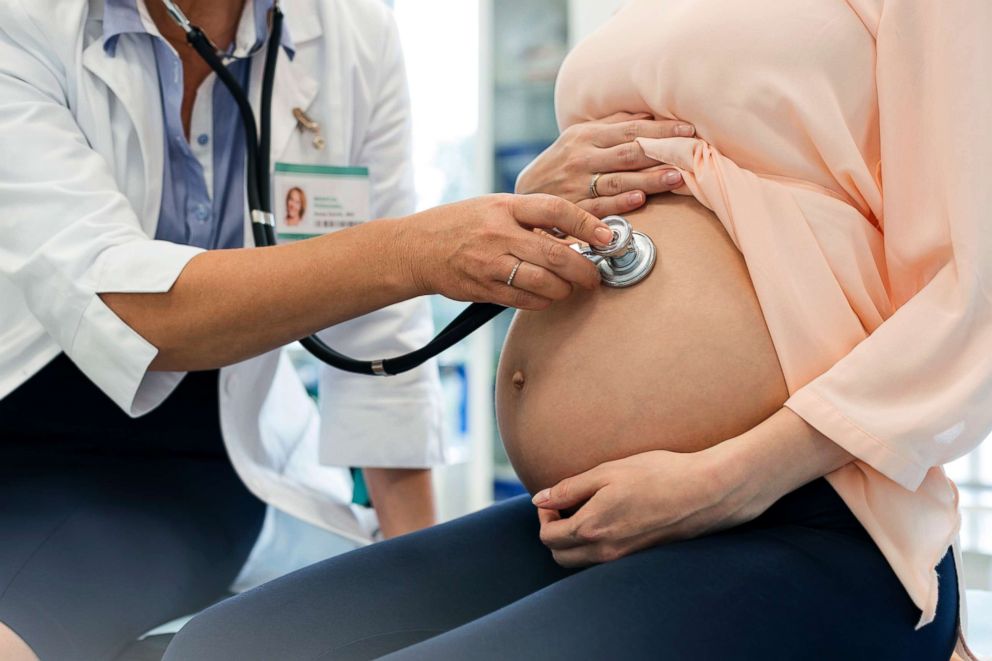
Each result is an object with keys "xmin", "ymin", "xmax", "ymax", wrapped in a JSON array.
[
  {"xmin": 166, "ymin": 478, "xmax": 959, "ymax": 660},
  {"xmin": 0, "ymin": 355, "xmax": 265, "ymax": 661}
]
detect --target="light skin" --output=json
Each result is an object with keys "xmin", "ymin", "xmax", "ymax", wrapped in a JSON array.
[
  {"xmin": 364, "ymin": 468, "xmax": 437, "ymax": 538},
  {"xmin": 516, "ymin": 113, "xmax": 856, "ymax": 567},
  {"xmin": 144, "ymin": 0, "xmax": 243, "ymax": 138},
  {"xmin": 497, "ymin": 192, "xmax": 792, "ymax": 494},
  {"xmin": 286, "ymin": 188, "xmax": 304, "ymax": 225},
  {"xmin": 533, "ymin": 408, "xmax": 854, "ymax": 567},
  {"xmin": 103, "ymin": 197, "xmax": 609, "ymax": 372},
  {"xmin": 515, "ymin": 111, "xmax": 693, "ymax": 216},
  {"xmin": 0, "ymin": 3, "xmax": 616, "ymax": 657},
  {"xmin": 0, "ymin": 626, "xmax": 36, "ymax": 661}
]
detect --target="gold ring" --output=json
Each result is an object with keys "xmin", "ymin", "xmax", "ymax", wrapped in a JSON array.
[
  {"xmin": 506, "ymin": 259, "xmax": 524, "ymax": 287},
  {"xmin": 589, "ymin": 173, "xmax": 603, "ymax": 199}
]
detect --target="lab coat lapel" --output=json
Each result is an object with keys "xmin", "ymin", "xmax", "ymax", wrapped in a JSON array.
[{"xmin": 81, "ymin": 37, "xmax": 164, "ymax": 235}]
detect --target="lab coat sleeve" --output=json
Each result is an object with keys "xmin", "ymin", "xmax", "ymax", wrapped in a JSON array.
[
  {"xmin": 783, "ymin": 0, "xmax": 992, "ymax": 491},
  {"xmin": 0, "ymin": 12, "xmax": 202, "ymax": 415},
  {"xmin": 315, "ymin": 9, "xmax": 446, "ymax": 468}
]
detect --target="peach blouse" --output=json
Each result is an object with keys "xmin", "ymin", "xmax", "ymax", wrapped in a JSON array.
[{"xmin": 555, "ymin": 0, "xmax": 989, "ymax": 655}]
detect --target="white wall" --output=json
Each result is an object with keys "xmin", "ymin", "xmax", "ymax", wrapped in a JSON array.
[
  {"xmin": 393, "ymin": 0, "xmax": 496, "ymax": 521},
  {"xmin": 567, "ymin": 0, "xmax": 625, "ymax": 47}
]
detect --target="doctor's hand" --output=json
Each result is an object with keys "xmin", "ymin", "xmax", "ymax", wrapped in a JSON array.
[
  {"xmin": 402, "ymin": 193, "xmax": 613, "ymax": 311},
  {"xmin": 516, "ymin": 112, "xmax": 694, "ymax": 218},
  {"xmin": 532, "ymin": 445, "xmax": 770, "ymax": 568}
]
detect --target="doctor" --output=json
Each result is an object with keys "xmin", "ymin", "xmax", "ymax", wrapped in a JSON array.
[{"xmin": 0, "ymin": 0, "xmax": 619, "ymax": 659}]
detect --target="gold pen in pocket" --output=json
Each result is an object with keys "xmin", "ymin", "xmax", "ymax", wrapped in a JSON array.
[{"xmin": 292, "ymin": 107, "xmax": 326, "ymax": 151}]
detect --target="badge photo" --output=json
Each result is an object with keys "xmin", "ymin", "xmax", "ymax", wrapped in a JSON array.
[{"xmin": 273, "ymin": 163, "xmax": 371, "ymax": 241}]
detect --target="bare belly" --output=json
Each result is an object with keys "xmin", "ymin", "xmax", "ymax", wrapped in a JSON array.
[{"xmin": 495, "ymin": 195, "xmax": 789, "ymax": 494}]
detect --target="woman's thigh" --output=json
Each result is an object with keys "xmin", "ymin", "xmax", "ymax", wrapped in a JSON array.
[
  {"xmin": 384, "ymin": 483, "xmax": 959, "ymax": 661},
  {"xmin": 0, "ymin": 456, "xmax": 264, "ymax": 661},
  {"xmin": 167, "ymin": 481, "xmax": 958, "ymax": 661},
  {"xmin": 165, "ymin": 496, "xmax": 574, "ymax": 661}
]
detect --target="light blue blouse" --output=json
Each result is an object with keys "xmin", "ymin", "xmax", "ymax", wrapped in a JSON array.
[{"xmin": 102, "ymin": 0, "xmax": 293, "ymax": 249}]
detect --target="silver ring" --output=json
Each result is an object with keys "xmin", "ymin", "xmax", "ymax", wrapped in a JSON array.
[
  {"xmin": 506, "ymin": 259, "xmax": 523, "ymax": 287},
  {"xmin": 589, "ymin": 173, "xmax": 603, "ymax": 198}
]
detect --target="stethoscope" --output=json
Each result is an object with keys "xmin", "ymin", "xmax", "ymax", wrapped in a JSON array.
[{"xmin": 160, "ymin": 0, "xmax": 658, "ymax": 376}]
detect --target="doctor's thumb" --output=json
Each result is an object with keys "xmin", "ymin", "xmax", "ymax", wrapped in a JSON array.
[{"xmin": 512, "ymin": 194, "xmax": 614, "ymax": 246}]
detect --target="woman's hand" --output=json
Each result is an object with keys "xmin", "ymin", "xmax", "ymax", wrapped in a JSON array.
[
  {"xmin": 402, "ymin": 193, "xmax": 615, "ymax": 311},
  {"xmin": 516, "ymin": 112, "xmax": 694, "ymax": 218},
  {"xmin": 532, "ymin": 408, "xmax": 856, "ymax": 568},
  {"xmin": 531, "ymin": 445, "xmax": 768, "ymax": 568}
]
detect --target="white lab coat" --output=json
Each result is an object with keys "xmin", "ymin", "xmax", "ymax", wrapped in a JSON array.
[{"xmin": 0, "ymin": 0, "xmax": 446, "ymax": 544}]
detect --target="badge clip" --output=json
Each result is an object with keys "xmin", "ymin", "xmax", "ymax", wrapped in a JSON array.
[{"xmin": 292, "ymin": 107, "xmax": 326, "ymax": 151}]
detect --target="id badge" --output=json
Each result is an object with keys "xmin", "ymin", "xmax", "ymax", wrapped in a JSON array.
[{"xmin": 273, "ymin": 163, "xmax": 371, "ymax": 240}]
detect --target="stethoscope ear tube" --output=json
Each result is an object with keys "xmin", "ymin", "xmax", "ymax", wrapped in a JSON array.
[
  {"xmin": 176, "ymin": 4, "xmax": 508, "ymax": 376},
  {"xmin": 258, "ymin": 4, "xmax": 282, "ymax": 219}
]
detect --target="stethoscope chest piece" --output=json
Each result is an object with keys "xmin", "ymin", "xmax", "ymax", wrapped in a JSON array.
[{"xmin": 572, "ymin": 215, "xmax": 658, "ymax": 288}]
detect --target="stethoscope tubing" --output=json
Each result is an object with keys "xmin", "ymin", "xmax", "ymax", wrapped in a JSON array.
[{"xmin": 178, "ymin": 4, "xmax": 507, "ymax": 376}]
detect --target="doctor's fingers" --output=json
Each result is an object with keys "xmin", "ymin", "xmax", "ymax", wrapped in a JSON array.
[
  {"xmin": 509, "ymin": 194, "xmax": 613, "ymax": 249},
  {"xmin": 491, "ymin": 285, "xmax": 553, "ymax": 312},
  {"xmin": 494, "ymin": 255, "xmax": 573, "ymax": 302},
  {"xmin": 510, "ymin": 230, "xmax": 602, "ymax": 291}
]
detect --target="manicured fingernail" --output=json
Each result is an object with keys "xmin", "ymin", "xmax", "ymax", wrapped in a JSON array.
[
  {"xmin": 664, "ymin": 170, "xmax": 683, "ymax": 185},
  {"xmin": 677, "ymin": 124, "xmax": 695, "ymax": 137},
  {"xmin": 532, "ymin": 489, "xmax": 551, "ymax": 505},
  {"xmin": 594, "ymin": 227, "xmax": 614, "ymax": 244},
  {"xmin": 627, "ymin": 191, "xmax": 645, "ymax": 205}
]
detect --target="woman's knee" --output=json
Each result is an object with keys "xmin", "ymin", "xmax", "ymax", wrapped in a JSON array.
[
  {"xmin": 163, "ymin": 598, "xmax": 244, "ymax": 661},
  {"xmin": 0, "ymin": 622, "xmax": 39, "ymax": 661}
]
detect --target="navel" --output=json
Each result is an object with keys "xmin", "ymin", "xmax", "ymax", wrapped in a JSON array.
[{"xmin": 511, "ymin": 369, "xmax": 526, "ymax": 391}]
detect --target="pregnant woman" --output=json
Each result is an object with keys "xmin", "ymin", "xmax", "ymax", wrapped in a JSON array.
[{"xmin": 167, "ymin": 1, "xmax": 989, "ymax": 659}]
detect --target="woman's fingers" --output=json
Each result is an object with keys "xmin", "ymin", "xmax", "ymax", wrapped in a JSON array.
[
  {"xmin": 578, "ymin": 191, "xmax": 647, "ymax": 218},
  {"xmin": 550, "ymin": 545, "xmax": 612, "ymax": 568},
  {"xmin": 538, "ymin": 508, "xmax": 608, "ymax": 565},
  {"xmin": 577, "ymin": 167, "xmax": 685, "ymax": 217},
  {"xmin": 594, "ymin": 167, "xmax": 684, "ymax": 198},
  {"xmin": 538, "ymin": 497, "xmax": 615, "ymax": 554},
  {"xmin": 539, "ymin": 515, "xmax": 586, "ymax": 551},
  {"xmin": 587, "ymin": 142, "xmax": 660, "ymax": 173},
  {"xmin": 532, "ymin": 465, "xmax": 609, "ymax": 511},
  {"xmin": 537, "ymin": 506, "xmax": 560, "ymax": 527},
  {"xmin": 514, "ymin": 114, "xmax": 693, "ymax": 205},
  {"xmin": 596, "ymin": 111, "xmax": 652, "ymax": 125},
  {"xmin": 594, "ymin": 119, "xmax": 695, "ymax": 149}
]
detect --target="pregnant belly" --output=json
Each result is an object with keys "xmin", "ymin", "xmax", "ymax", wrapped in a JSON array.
[{"xmin": 495, "ymin": 195, "xmax": 789, "ymax": 494}]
